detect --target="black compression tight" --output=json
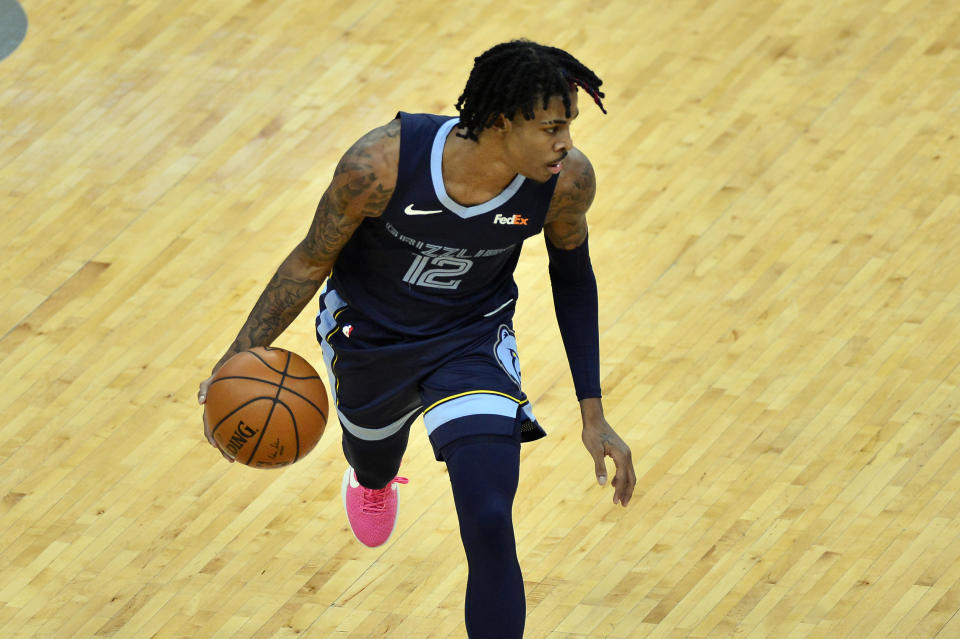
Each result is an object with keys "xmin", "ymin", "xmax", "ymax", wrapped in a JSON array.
[{"xmin": 441, "ymin": 435, "xmax": 525, "ymax": 639}]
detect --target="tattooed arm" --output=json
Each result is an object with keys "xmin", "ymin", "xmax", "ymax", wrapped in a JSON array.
[
  {"xmin": 543, "ymin": 149, "xmax": 636, "ymax": 507},
  {"xmin": 198, "ymin": 119, "xmax": 400, "ymax": 454},
  {"xmin": 543, "ymin": 147, "xmax": 596, "ymax": 249},
  {"xmin": 207, "ymin": 119, "xmax": 400, "ymax": 371}
]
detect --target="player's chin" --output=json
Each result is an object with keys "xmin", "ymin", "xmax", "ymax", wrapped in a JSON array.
[{"xmin": 521, "ymin": 166, "xmax": 557, "ymax": 183}]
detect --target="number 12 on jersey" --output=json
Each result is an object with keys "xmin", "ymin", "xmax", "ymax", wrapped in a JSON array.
[{"xmin": 402, "ymin": 255, "xmax": 473, "ymax": 290}]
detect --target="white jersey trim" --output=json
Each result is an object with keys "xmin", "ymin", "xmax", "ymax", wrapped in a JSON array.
[{"xmin": 430, "ymin": 117, "xmax": 526, "ymax": 219}]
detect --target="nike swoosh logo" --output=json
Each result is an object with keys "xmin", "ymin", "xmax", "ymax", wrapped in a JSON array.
[{"xmin": 404, "ymin": 204, "xmax": 443, "ymax": 216}]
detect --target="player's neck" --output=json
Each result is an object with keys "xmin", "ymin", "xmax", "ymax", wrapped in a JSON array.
[{"xmin": 441, "ymin": 129, "xmax": 518, "ymax": 207}]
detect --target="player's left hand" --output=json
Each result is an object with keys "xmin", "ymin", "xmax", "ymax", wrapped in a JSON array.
[{"xmin": 580, "ymin": 400, "xmax": 635, "ymax": 507}]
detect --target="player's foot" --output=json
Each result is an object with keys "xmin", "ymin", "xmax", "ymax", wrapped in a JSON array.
[{"xmin": 341, "ymin": 467, "xmax": 408, "ymax": 547}]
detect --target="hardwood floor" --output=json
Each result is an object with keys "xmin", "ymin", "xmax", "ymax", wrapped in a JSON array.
[{"xmin": 1, "ymin": 0, "xmax": 958, "ymax": 636}]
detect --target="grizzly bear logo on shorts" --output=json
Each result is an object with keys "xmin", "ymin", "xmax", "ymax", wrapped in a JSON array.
[{"xmin": 494, "ymin": 325, "xmax": 522, "ymax": 389}]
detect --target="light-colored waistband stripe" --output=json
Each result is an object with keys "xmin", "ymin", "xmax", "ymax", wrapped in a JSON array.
[
  {"xmin": 423, "ymin": 392, "xmax": 525, "ymax": 435},
  {"xmin": 424, "ymin": 389, "xmax": 526, "ymax": 414}
]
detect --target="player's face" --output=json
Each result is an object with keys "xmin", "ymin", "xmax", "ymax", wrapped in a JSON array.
[{"xmin": 503, "ymin": 91, "xmax": 579, "ymax": 182}]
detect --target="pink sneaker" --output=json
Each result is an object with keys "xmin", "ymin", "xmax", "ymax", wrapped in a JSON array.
[{"xmin": 341, "ymin": 467, "xmax": 408, "ymax": 547}]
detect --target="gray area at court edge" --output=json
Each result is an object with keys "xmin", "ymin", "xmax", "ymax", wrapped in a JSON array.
[{"xmin": 0, "ymin": 0, "xmax": 28, "ymax": 62}]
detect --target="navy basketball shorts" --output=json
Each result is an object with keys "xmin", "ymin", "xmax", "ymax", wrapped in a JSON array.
[{"xmin": 315, "ymin": 287, "xmax": 546, "ymax": 461}]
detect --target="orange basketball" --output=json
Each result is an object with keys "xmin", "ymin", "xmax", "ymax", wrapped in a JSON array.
[{"xmin": 204, "ymin": 347, "xmax": 328, "ymax": 468}]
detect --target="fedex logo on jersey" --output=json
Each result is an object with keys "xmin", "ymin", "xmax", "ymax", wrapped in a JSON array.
[{"xmin": 493, "ymin": 213, "xmax": 529, "ymax": 226}]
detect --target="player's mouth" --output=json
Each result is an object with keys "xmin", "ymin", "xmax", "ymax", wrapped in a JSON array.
[{"xmin": 547, "ymin": 152, "xmax": 568, "ymax": 174}]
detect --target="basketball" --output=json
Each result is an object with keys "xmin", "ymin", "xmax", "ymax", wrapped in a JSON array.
[{"xmin": 204, "ymin": 347, "xmax": 328, "ymax": 468}]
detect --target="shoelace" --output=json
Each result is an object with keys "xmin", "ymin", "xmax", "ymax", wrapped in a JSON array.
[{"xmin": 360, "ymin": 476, "xmax": 408, "ymax": 514}]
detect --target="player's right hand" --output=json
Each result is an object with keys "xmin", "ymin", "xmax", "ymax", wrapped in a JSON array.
[{"xmin": 198, "ymin": 374, "xmax": 235, "ymax": 463}]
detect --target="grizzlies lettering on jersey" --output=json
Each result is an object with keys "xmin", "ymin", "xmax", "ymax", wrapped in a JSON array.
[{"xmin": 326, "ymin": 112, "xmax": 558, "ymax": 336}]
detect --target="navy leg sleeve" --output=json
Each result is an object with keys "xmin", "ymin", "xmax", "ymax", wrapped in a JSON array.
[{"xmin": 442, "ymin": 435, "xmax": 525, "ymax": 639}]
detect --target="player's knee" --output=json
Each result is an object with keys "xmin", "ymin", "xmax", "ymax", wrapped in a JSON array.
[
  {"xmin": 474, "ymin": 500, "xmax": 512, "ymax": 538},
  {"xmin": 461, "ymin": 496, "xmax": 515, "ymax": 554}
]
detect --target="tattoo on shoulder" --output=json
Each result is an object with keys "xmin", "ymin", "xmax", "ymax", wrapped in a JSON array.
[
  {"xmin": 557, "ymin": 158, "xmax": 597, "ymax": 216},
  {"xmin": 545, "ymin": 157, "xmax": 596, "ymax": 249},
  {"xmin": 330, "ymin": 120, "xmax": 399, "ymax": 215},
  {"xmin": 302, "ymin": 120, "xmax": 400, "ymax": 262},
  {"xmin": 382, "ymin": 118, "xmax": 401, "ymax": 138}
]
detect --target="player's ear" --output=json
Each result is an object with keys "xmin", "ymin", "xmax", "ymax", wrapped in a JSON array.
[{"xmin": 489, "ymin": 114, "xmax": 511, "ymax": 135}]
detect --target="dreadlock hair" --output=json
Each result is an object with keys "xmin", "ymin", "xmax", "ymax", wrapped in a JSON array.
[{"xmin": 454, "ymin": 39, "xmax": 606, "ymax": 142}]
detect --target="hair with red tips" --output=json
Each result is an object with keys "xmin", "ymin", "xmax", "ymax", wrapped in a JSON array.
[{"xmin": 455, "ymin": 40, "xmax": 606, "ymax": 142}]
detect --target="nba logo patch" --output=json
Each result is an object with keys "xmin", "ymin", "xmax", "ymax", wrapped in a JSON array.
[{"xmin": 494, "ymin": 325, "xmax": 522, "ymax": 389}]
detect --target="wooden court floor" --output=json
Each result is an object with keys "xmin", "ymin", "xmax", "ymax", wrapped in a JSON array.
[{"xmin": 2, "ymin": 0, "xmax": 959, "ymax": 637}]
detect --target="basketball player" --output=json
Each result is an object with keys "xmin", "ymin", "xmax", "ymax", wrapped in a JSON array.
[{"xmin": 198, "ymin": 40, "xmax": 635, "ymax": 638}]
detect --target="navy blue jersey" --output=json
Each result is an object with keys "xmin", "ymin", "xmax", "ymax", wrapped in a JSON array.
[{"xmin": 326, "ymin": 112, "xmax": 559, "ymax": 336}]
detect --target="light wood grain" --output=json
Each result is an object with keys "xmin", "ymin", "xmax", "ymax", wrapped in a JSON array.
[{"xmin": 2, "ymin": 0, "xmax": 959, "ymax": 636}]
